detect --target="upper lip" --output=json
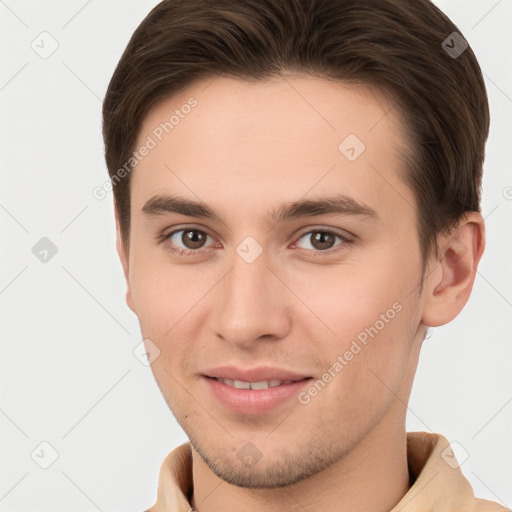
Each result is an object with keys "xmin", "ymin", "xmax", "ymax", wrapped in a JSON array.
[{"xmin": 203, "ymin": 365, "xmax": 311, "ymax": 382}]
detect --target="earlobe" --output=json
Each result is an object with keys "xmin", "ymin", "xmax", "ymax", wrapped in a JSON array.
[
  {"xmin": 421, "ymin": 213, "xmax": 485, "ymax": 327},
  {"xmin": 114, "ymin": 200, "xmax": 136, "ymax": 314}
]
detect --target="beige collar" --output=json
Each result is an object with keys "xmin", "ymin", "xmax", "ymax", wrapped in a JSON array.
[{"xmin": 147, "ymin": 431, "xmax": 507, "ymax": 512}]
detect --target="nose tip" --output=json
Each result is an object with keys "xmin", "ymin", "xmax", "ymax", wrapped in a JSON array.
[{"xmin": 211, "ymin": 255, "xmax": 291, "ymax": 348}]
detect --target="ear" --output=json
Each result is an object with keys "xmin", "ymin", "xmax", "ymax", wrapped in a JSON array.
[
  {"xmin": 421, "ymin": 212, "xmax": 485, "ymax": 327},
  {"xmin": 114, "ymin": 200, "xmax": 136, "ymax": 313}
]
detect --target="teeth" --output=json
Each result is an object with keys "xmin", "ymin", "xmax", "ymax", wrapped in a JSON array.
[
  {"xmin": 217, "ymin": 378, "xmax": 294, "ymax": 389},
  {"xmin": 234, "ymin": 379, "xmax": 251, "ymax": 389},
  {"xmin": 250, "ymin": 380, "xmax": 270, "ymax": 390}
]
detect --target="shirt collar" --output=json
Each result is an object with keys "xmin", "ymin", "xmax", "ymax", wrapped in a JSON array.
[{"xmin": 147, "ymin": 432, "xmax": 500, "ymax": 512}]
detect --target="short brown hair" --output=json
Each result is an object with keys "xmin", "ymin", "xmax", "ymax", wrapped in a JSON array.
[{"xmin": 102, "ymin": 0, "xmax": 489, "ymax": 269}]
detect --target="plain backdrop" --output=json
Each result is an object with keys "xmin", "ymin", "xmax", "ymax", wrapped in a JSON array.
[{"xmin": 0, "ymin": 1, "xmax": 511, "ymax": 510}]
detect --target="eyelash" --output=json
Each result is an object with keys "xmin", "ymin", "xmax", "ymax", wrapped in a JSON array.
[{"xmin": 159, "ymin": 227, "xmax": 354, "ymax": 258}]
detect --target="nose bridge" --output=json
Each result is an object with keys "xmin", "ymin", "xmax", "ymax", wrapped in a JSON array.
[{"xmin": 213, "ymin": 244, "xmax": 290, "ymax": 345}]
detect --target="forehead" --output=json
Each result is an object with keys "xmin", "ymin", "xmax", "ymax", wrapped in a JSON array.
[
  {"xmin": 131, "ymin": 75, "xmax": 413, "ymax": 223},
  {"xmin": 137, "ymin": 74, "xmax": 405, "ymax": 151}
]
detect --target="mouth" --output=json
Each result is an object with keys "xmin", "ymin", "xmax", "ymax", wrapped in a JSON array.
[
  {"xmin": 202, "ymin": 374, "xmax": 314, "ymax": 415},
  {"xmin": 211, "ymin": 377, "xmax": 303, "ymax": 390}
]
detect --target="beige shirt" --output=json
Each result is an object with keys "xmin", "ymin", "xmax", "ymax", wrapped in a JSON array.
[{"xmin": 146, "ymin": 432, "xmax": 508, "ymax": 512}]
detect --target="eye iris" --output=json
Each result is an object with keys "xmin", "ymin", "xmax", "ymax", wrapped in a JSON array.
[
  {"xmin": 311, "ymin": 231, "xmax": 336, "ymax": 250},
  {"xmin": 183, "ymin": 230, "xmax": 206, "ymax": 249}
]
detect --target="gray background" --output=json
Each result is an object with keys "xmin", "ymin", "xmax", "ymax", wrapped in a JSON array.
[{"xmin": 0, "ymin": 0, "xmax": 511, "ymax": 510}]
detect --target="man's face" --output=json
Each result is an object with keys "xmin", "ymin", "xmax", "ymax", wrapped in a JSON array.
[{"xmin": 123, "ymin": 75, "xmax": 429, "ymax": 487}]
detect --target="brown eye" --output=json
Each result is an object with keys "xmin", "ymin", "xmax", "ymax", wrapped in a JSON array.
[
  {"xmin": 165, "ymin": 228, "xmax": 212, "ymax": 252},
  {"xmin": 181, "ymin": 229, "xmax": 207, "ymax": 249},
  {"xmin": 310, "ymin": 231, "xmax": 336, "ymax": 250},
  {"xmin": 295, "ymin": 229, "xmax": 346, "ymax": 252}
]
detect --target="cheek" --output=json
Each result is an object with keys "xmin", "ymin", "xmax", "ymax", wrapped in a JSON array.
[
  {"xmin": 130, "ymin": 269, "xmax": 170, "ymax": 336},
  {"xmin": 128, "ymin": 246, "xmax": 205, "ymax": 333},
  {"xmin": 130, "ymin": 264, "xmax": 199, "ymax": 391},
  {"xmin": 288, "ymin": 255, "xmax": 418, "ymax": 381},
  {"xmin": 288, "ymin": 258, "xmax": 406, "ymax": 336},
  {"xmin": 128, "ymin": 258, "xmax": 227, "ymax": 382}
]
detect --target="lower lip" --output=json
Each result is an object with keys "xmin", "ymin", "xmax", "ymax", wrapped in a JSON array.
[{"xmin": 203, "ymin": 376, "xmax": 312, "ymax": 415}]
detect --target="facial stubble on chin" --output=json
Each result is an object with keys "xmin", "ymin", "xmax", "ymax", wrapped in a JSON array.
[{"xmin": 187, "ymin": 423, "xmax": 355, "ymax": 489}]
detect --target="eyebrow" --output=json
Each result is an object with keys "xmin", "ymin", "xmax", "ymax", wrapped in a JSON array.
[{"xmin": 142, "ymin": 194, "xmax": 379, "ymax": 224}]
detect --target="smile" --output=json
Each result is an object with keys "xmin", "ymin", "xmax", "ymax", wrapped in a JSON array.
[{"xmin": 214, "ymin": 378, "xmax": 296, "ymax": 389}]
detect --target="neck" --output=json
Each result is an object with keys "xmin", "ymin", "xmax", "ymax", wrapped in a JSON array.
[{"xmin": 190, "ymin": 409, "xmax": 411, "ymax": 512}]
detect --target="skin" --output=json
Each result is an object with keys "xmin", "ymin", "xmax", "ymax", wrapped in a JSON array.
[{"xmin": 115, "ymin": 75, "xmax": 485, "ymax": 512}]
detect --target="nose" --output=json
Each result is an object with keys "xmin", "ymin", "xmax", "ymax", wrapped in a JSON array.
[{"xmin": 210, "ymin": 248, "xmax": 291, "ymax": 349}]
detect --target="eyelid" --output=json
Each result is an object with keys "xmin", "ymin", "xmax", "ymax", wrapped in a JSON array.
[
  {"xmin": 160, "ymin": 224, "xmax": 216, "ymax": 243},
  {"xmin": 293, "ymin": 225, "xmax": 355, "ymax": 243},
  {"xmin": 159, "ymin": 226, "xmax": 218, "ymax": 254},
  {"xmin": 290, "ymin": 227, "xmax": 354, "ymax": 257}
]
